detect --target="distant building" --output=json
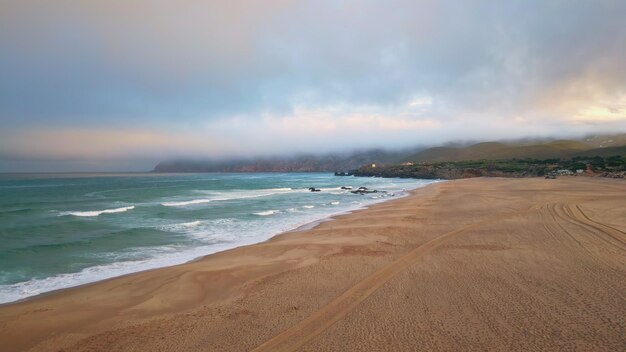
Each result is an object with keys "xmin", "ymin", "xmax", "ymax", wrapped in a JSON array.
[
  {"xmin": 576, "ymin": 169, "xmax": 584, "ymax": 174},
  {"xmin": 557, "ymin": 169, "xmax": 574, "ymax": 175},
  {"xmin": 401, "ymin": 162, "xmax": 415, "ymax": 166}
]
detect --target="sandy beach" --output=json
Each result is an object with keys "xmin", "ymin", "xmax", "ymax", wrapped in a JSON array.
[{"xmin": 0, "ymin": 177, "xmax": 624, "ymax": 351}]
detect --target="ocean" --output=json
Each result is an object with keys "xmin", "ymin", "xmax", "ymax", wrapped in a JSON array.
[{"xmin": 0, "ymin": 172, "xmax": 438, "ymax": 304}]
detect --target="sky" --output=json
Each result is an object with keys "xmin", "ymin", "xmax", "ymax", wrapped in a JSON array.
[{"xmin": 1, "ymin": 0, "xmax": 625, "ymax": 171}]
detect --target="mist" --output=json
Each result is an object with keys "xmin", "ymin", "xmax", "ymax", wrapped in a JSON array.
[{"xmin": 1, "ymin": 1, "xmax": 625, "ymax": 171}]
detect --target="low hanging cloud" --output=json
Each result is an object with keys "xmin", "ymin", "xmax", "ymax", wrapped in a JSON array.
[{"xmin": 1, "ymin": 0, "xmax": 625, "ymax": 169}]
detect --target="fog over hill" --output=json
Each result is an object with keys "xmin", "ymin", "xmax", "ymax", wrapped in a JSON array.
[
  {"xmin": 153, "ymin": 149, "xmax": 412, "ymax": 173},
  {"xmin": 154, "ymin": 134, "xmax": 626, "ymax": 172}
]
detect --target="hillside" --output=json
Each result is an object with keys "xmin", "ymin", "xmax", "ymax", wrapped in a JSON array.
[
  {"xmin": 153, "ymin": 149, "xmax": 412, "ymax": 173},
  {"xmin": 405, "ymin": 138, "xmax": 620, "ymax": 163},
  {"xmin": 353, "ymin": 154, "xmax": 626, "ymax": 180},
  {"xmin": 574, "ymin": 146, "xmax": 626, "ymax": 158},
  {"xmin": 153, "ymin": 133, "xmax": 626, "ymax": 172}
]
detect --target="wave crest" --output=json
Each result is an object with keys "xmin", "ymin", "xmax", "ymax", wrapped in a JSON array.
[
  {"xmin": 59, "ymin": 206, "xmax": 135, "ymax": 217},
  {"xmin": 161, "ymin": 199, "xmax": 213, "ymax": 207},
  {"xmin": 162, "ymin": 188, "xmax": 297, "ymax": 207},
  {"xmin": 254, "ymin": 210, "xmax": 278, "ymax": 216}
]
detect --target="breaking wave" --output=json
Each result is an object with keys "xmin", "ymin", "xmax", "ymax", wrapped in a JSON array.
[
  {"xmin": 254, "ymin": 210, "xmax": 279, "ymax": 216},
  {"xmin": 58, "ymin": 206, "xmax": 135, "ymax": 217},
  {"xmin": 161, "ymin": 188, "xmax": 298, "ymax": 207}
]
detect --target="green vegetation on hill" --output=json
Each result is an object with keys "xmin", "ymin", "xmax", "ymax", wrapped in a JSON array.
[
  {"xmin": 573, "ymin": 146, "xmax": 626, "ymax": 158},
  {"xmin": 353, "ymin": 155, "xmax": 626, "ymax": 180},
  {"xmin": 406, "ymin": 135, "xmax": 626, "ymax": 163},
  {"xmin": 406, "ymin": 140, "xmax": 599, "ymax": 163}
]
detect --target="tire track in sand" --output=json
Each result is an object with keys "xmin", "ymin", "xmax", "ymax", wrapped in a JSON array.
[
  {"xmin": 567, "ymin": 204, "xmax": 626, "ymax": 248},
  {"xmin": 541, "ymin": 203, "xmax": 626, "ymax": 301},
  {"xmin": 252, "ymin": 210, "xmax": 530, "ymax": 352}
]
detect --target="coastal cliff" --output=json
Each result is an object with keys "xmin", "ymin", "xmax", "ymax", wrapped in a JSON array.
[{"xmin": 153, "ymin": 150, "xmax": 411, "ymax": 173}]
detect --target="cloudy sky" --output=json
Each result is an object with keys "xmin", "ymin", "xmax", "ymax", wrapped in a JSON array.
[{"xmin": 1, "ymin": 0, "xmax": 625, "ymax": 171}]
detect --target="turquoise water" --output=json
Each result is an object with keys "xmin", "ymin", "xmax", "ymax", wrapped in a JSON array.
[{"xmin": 0, "ymin": 173, "xmax": 437, "ymax": 303}]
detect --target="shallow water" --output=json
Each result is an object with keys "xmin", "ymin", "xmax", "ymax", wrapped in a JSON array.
[{"xmin": 0, "ymin": 172, "xmax": 438, "ymax": 303}]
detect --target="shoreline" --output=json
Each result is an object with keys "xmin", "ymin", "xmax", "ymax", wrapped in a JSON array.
[
  {"xmin": 0, "ymin": 181, "xmax": 437, "ymax": 307},
  {"xmin": 1, "ymin": 177, "xmax": 624, "ymax": 351},
  {"xmin": 288, "ymin": 184, "xmax": 425, "ymax": 233}
]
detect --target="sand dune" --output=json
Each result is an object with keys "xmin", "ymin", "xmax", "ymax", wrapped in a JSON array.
[{"xmin": 0, "ymin": 177, "xmax": 624, "ymax": 351}]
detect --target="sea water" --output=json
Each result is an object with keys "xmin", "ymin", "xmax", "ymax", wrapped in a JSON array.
[{"xmin": 0, "ymin": 172, "xmax": 438, "ymax": 304}]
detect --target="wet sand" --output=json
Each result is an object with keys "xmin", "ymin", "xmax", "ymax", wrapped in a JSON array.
[{"xmin": 0, "ymin": 177, "xmax": 625, "ymax": 351}]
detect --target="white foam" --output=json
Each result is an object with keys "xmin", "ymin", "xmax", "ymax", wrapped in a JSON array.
[
  {"xmin": 254, "ymin": 210, "xmax": 279, "ymax": 216},
  {"xmin": 162, "ymin": 188, "xmax": 298, "ymax": 207},
  {"xmin": 0, "ymin": 243, "xmax": 233, "ymax": 304},
  {"xmin": 330, "ymin": 201, "xmax": 340, "ymax": 205},
  {"xmin": 161, "ymin": 199, "xmax": 213, "ymax": 207},
  {"xmin": 159, "ymin": 219, "xmax": 238, "ymax": 241},
  {"xmin": 160, "ymin": 220, "xmax": 202, "ymax": 230},
  {"xmin": 303, "ymin": 205, "xmax": 315, "ymax": 209},
  {"xmin": 198, "ymin": 188, "xmax": 295, "ymax": 198},
  {"xmin": 58, "ymin": 206, "xmax": 135, "ymax": 217}
]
